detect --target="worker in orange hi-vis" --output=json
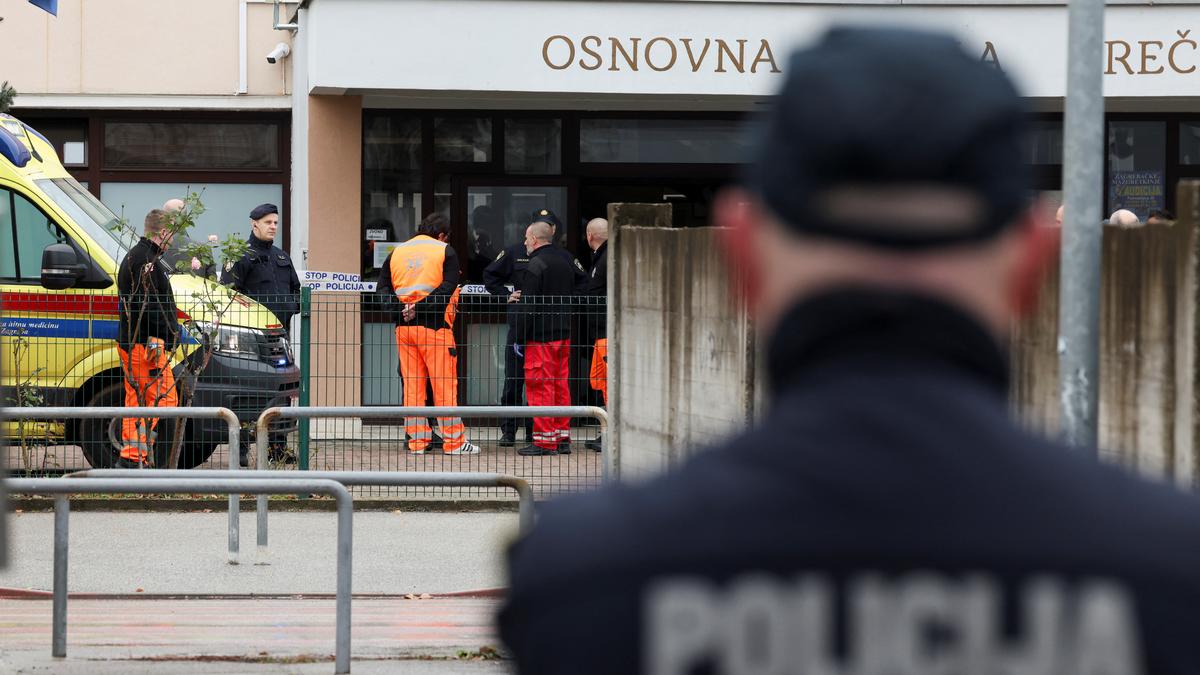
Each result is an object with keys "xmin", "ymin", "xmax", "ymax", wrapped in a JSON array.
[
  {"xmin": 376, "ymin": 213, "xmax": 480, "ymax": 455},
  {"xmin": 115, "ymin": 208, "xmax": 181, "ymax": 468}
]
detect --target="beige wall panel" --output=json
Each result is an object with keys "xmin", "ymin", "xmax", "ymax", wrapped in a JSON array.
[
  {"xmin": 0, "ymin": 0, "xmax": 54, "ymax": 93},
  {"xmin": 307, "ymin": 95, "xmax": 362, "ymax": 407},
  {"xmin": 247, "ymin": 3, "xmax": 290, "ymax": 95},
  {"xmin": 1, "ymin": 0, "xmax": 289, "ymax": 97},
  {"xmin": 79, "ymin": 0, "xmax": 236, "ymax": 94}
]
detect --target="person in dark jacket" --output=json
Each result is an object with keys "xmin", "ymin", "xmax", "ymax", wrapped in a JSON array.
[
  {"xmin": 116, "ymin": 208, "xmax": 180, "ymax": 468},
  {"xmin": 221, "ymin": 203, "xmax": 301, "ymax": 331},
  {"xmin": 583, "ymin": 218, "xmax": 608, "ymax": 452},
  {"xmin": 484, "ymin": 209, "xmax": 586, "ymax": 447},
  {"xmin": 220, "ymin": 203, "xmax": 301, "ymax": 463},
  {"xmin": 514, "ymin": 221, "xmax": 577, "ymax": 456},
  {"xmin": 498, "ymin": 26, "xmax": 1200, "ymax": 675}
]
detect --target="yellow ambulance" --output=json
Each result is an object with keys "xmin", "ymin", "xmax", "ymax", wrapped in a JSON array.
[{"xmin": 0, "ymin": 113, "xmax": 298, "ymax": 468}]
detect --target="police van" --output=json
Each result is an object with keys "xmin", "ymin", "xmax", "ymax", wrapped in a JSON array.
[{"xmin": 0, "ymin": 114, "xmax": 298, "ymax": 468}]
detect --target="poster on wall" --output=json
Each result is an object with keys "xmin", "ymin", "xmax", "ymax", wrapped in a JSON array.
[
  {"xmin": 373, "ymin": 242, "xmax": 401, "ymax": 269},
  {"xmin": 1108, "ymin": 170, "xmax": 1164, "ymax": 221}
]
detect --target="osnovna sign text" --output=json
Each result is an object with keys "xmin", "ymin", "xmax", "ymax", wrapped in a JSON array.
[{"xmin": 541, "ymin": 36, "xmax": 781, "ymax": 74}]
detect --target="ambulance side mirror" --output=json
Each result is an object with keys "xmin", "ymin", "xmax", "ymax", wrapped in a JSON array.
[{"xmin": 40, "ymin": 243, "xmax": 86, "ymax": 290}]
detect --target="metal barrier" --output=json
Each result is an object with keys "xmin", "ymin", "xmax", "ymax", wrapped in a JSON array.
[
  {"xmin": 0, "ymin": 407, "xmax": 249, "ymax": 562},
  {"xmin": 72, "ymin": 469, "xmax": 536, "ymax": 558},
  {"xmin": 4, "ymin": 477, "xmax": 354, "ymax": 674}
]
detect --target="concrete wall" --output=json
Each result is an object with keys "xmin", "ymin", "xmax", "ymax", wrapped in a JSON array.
[
  {"xmin": 1, "ymin": 0, "xmax": 291, "ymax": 97},
  {"xmin": 609, "ymin": 204, "xmax": 757, "ymax": 481},
  {"xmin": 1012, "ymin": 195, "xmax": 1200, "ymax": 485}
]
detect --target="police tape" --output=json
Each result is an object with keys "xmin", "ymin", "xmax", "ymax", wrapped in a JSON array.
[{"xmin": 301, "ymin": 270, "xmax": 502, "ymax": 295}]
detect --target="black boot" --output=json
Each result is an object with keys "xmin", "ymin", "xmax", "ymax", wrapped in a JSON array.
[
  {"xmin": 499, "ymin": 431, "xmax": 516, "ymax": 447},
  {"xmin": 518, "ymin": 444, "xmax": 557, "ymax": 456},
  {"xmin": 586, "ymin": 434, "xmax": 603, "ymax": 452}
]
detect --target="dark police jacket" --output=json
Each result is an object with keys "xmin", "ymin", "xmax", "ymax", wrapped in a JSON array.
[
  {"xmin": 117, "ymin": 237, "xmax": 179, "ymax": 353},
  {"xmin": 583, "ymin": 241, "xmax": 607, "ymax": 342},
  {"xmin": 484, "ymin": 242, "xmax": 587, "ymax": 328},
  {"xmin": 220, "ymin": 235, "xmax": 301, "ymax": 328},
  {"xmin": 513, "ymin": 244, "xmax": 577, "ymax": 344},
  {"xmin": 498, "ymin": 289, "xmax": 1200, "ymax": 675}
]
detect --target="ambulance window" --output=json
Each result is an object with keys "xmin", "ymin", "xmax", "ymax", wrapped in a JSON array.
[
  {"xmin": 0, "ymin": 188, "xmax": 16, "ymax": 278},
  {"xmin": 9, "ymin": 190, "xmax": 68, "ymax": 282}
]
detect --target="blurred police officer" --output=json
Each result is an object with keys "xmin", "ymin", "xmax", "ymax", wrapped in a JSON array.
[
  {"xmin": 484, "ymin": 209, "xmax": 586, "ymax": 446},
  {"xmin": 498, "ymin": 27, "xmax": 1200, "ymax": 674},
  {"xmin": 222, "ymin": 203, "xmax": 301, "ymax": 331},
  {"xmin": 222, "ymin": 203, "xmax": 301, "ymax": 463}
]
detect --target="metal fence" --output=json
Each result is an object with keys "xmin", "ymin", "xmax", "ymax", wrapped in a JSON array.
[
  {"xmin": 6, "ymin": 476, "xmax": 354, "ymax": 674},
  {"xmin": 1, "ymin": 286, "xmax": 609, "ymax": 498}
]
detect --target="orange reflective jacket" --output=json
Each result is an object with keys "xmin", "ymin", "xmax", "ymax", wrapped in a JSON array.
[{"xmin": 389, "ymin": 235, "xmax": 448, "ymax": 304}]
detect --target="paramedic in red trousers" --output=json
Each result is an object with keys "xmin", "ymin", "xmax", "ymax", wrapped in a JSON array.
[
  {"xmin": 514, "ymin": 220, "xmax": 577, "ymax": 456},
  {"xmin": 376, "ymin": 213, "xmax": 480, "ymax": 455}
]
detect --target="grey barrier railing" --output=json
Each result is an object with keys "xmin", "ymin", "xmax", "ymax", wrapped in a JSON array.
[
  {"xmin": 0, "ymin": 407, "xmax": 248, "ymax": 562},
  {"xmin": 4, "ymin": 477, "xmax": 354, "ymax": 674},
  {"xmin": 72, "ymin": 469, "xmax": 536, "ymax": 559}
]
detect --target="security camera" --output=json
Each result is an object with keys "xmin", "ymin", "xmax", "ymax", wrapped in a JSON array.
[{"xmin": 266, "ymin": 42, "xmax": 291, "ymax": 64}]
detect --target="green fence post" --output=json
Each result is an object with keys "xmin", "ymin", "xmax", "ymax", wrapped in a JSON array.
[{"xmin": 299, "ymin": 286, "xmax": 311, "ymax": 470}]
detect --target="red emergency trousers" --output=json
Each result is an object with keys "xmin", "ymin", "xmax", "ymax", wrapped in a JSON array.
[{"xmin": 525, "ymin": 339, "xmax": 571, "ymax": 450}]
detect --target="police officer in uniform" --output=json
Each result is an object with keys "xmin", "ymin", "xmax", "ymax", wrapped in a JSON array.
[
  {"xmin": 498, "ymin": 27, "xmax": 1200, "ymax": 674},
  {"xmin": 222, "ymin": 203, "xmax": 301, "ymax": 464},
  {"xmin": 484, "ymin": 209, "xmax": 586, "ymax": 446},
  {"xmin": 222, "ymin": 203, "xmax": 301, "ymax": 331}
]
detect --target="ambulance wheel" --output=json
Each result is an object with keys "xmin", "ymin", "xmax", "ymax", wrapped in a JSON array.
[
  {"xmin": 77, "ymin": 382, "xmax": 124, "ymax": 469},
  {"xmin": 76, "ymin": 381, "xmax": 185, "ymax": 469}
]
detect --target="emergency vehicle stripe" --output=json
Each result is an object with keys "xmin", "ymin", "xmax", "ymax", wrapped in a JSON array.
[{"xmin": 0, "ymin": 291, "xmax": 192, "ymax": 321}]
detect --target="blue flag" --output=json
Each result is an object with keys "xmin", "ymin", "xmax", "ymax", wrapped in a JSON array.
[{"xmin": 28, "ymin": 0, "xmax": 58, "ymax": 16}]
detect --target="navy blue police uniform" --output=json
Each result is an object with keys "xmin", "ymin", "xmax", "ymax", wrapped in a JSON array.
[
  {"xmin": 497, "ymin": 27, "xmax": 1200, "ymax": 675},
  {"xmin": 483, "ymin": 209, "xmax": 586, "ymax": 443}
]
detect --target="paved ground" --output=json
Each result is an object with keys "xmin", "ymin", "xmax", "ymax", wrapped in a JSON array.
[
  {"xmin": 0, "ymin": 511, "xmax": 518, "ymax": 672},
  {"xmin": 0, "ymin": 597, "xmax": 510, "ymax": 674},
  {"xmin": 0, "ymin": 511, "xmax": 517, "ymax": 595}
]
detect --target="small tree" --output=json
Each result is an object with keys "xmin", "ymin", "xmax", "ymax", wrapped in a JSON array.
[
  {"xmin": 110, "ymin": 191, "xmax": 250, "ymax": 468},
  {"xmin": 0, "ymin": 82, "xmax": 16, "ymax": 114}
]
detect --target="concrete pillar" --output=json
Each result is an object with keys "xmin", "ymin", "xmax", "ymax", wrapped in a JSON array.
[{"xmin": 306, "ymin": 95, "xmax": 363, "ymax": 437}]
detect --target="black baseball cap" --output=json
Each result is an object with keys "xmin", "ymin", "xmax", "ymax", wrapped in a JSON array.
[
  {"xmin": 744, "ymin": 26, "xmax": 1031, "ymax": 249},
  {"xmin": 530, "ymin": 208, "xmax": 563, "ymax": 231},
  {"xmin": 250, "ymin": 203, "xmax": 279, "ymax": 221}
]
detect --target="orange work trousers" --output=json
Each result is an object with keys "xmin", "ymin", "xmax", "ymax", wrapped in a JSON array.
[
  {"xmin": 395, "ymin": 326, "xmax": 468, "ymax": 452},
  {"xmin": 589, "ymin": 338, "xmax": 608, "ymax": 406},
  {"xmin": 118, "ymin": 340, "xmax": 178, "ymax": 463}
]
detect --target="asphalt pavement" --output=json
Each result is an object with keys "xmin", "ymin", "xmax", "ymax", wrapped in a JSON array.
[{"xmin": 0, "ymin": 511, "xmax": 518, "ymax": 595}]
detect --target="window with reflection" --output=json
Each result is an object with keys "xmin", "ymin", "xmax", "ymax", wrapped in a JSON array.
[
  {"xmin": 435, "ymin": 117, "xmax": 492, "ymax": 163},
  {"xmin": 104, "ymin": 122, "xmax": 279, "ymax": 170},
  {"xmin": 580, "ymin": 118, "xmax": 749, "ymax": 164},
  {"xmin": 505, "ymin": 118, "xmax": 561, "ymax": 174}
]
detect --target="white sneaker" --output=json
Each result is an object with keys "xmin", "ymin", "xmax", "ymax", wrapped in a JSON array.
[{"xmin": 445, "ymin": 441, "xmax": 481, "ymax": 455}]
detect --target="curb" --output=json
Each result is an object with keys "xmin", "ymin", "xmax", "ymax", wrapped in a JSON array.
[{"xmin": 7, "ymin": 497, "xmax": 520, "ymax": 513}]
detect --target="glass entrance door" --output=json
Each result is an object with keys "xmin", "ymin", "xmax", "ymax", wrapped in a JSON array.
[{"xmin": 455, "ymin": 180, "xmax": 573, "ymax": 284}]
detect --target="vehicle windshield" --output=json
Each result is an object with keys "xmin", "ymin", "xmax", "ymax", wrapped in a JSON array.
[{"xmin": 34, "ymin": 177, "xmax": 132, "ymax": 263}]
